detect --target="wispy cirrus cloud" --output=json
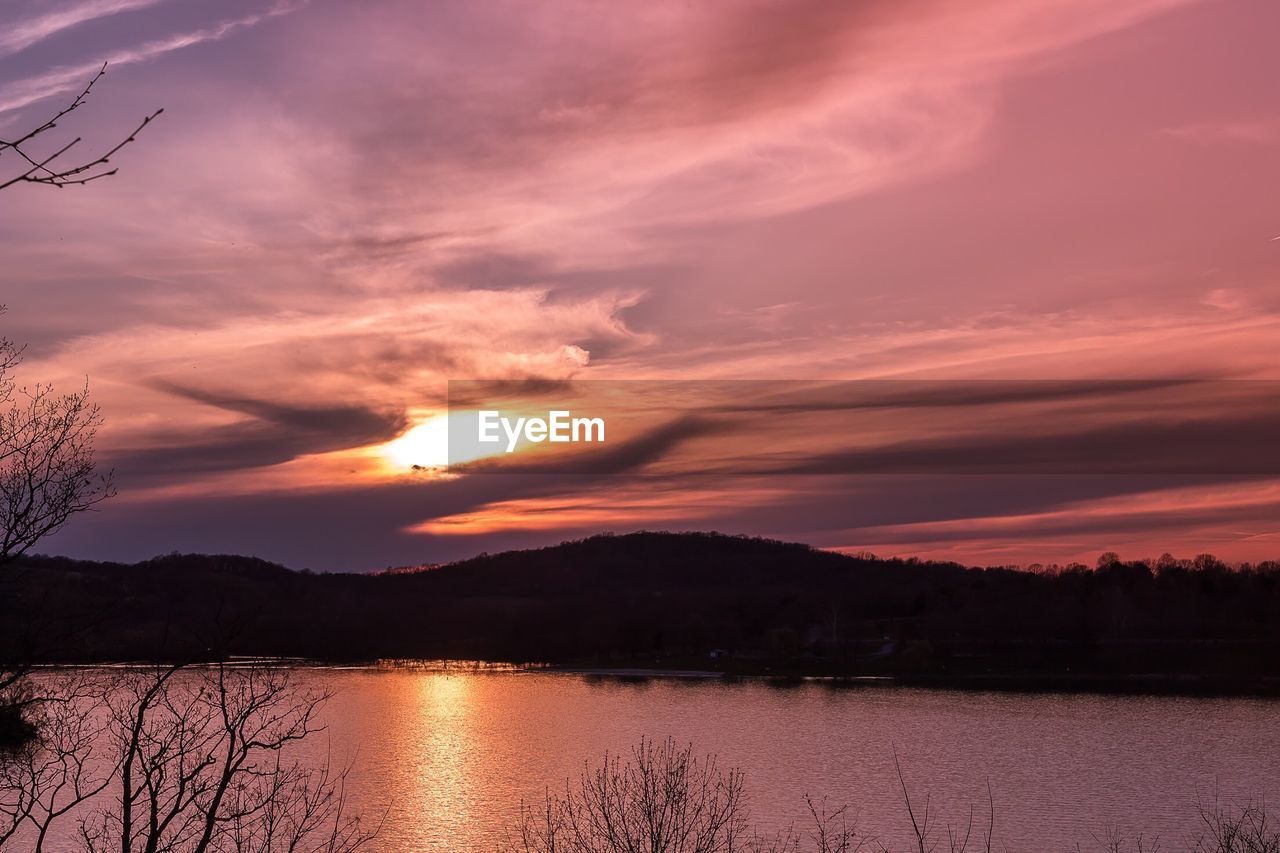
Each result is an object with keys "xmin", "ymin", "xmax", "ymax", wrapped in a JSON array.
[
  {"xmin": 0, "ymin": 0, "xmax": 169, "ymax": 58},
  {"xmin": 0, "ymin": 0, "xmax": 305, "ymax": 113},
  {"xmin": 9, "ymin": 0, "xmax": 1280, "ymax": 569}
]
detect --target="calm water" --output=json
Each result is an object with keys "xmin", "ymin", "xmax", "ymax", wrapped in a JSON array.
[{"xmin": 283, "ymin": 667, "xmax": 1280, "ymax": 852}]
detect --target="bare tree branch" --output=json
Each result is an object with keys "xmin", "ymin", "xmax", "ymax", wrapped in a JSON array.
[
  {"xmin": 0, "ymin": 63, "xmax": 162, "ymax": 191},
  {"xmin": 0, "ymin": 307, "xmax": 115, "ymax": 568},
  {"xmin": 77, "ymin": 662, "xmax": 380, "ymax": 853}
]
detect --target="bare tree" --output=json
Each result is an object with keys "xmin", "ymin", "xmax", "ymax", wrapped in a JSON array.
[
  {"xmin": 2, "ymin": 664, "xmax": 379, "ymax": 852},
  {"xmin": 1, "ymin": 58, "xmax": 152, "ymax": 745},
  {"xmin": 0, "ymin": 64, "xmax": 155, "ymax": 558},
  {"xmin": 0, "ymin": 672, "xmax": 114, "ymax": 851},
  {"xmin": 0, "ymin": 305, "xmax": 114, "ymax": 568},
  {"xmin": 506, "ymin": 737, "xmax": 754, "ymax": 853},
  {"xmin": 0, "ymin": 63, "xmax": 161, "ymax": 191},
  {"xmin": 0, "ymin": 303, "xmax": 113, "ymax": 751},
  {"xmin": 1091, "ymin": 827, "xmax": 1162, "ymax": 853},
  {"xmin": 884, "ymin": 750, "xmax": 993, "ymax": 853},
  {"xmin": 792, "ymin": 797, "xmax": 865, "ymax": 853},
  {"xmin": 503, "ymin": 739, "xmax": 1032, "ymax": 853},
  {"xmin": 1087, "ymin": 799, "xmax": 1280, "ymax": 853},
  {"xmin": 80, "ymin": 662, "xmax": 379, "ymax": 853},
  {"xmin": 1190, "ymin": 797, "xmax": 1280, "ymax": 853}
]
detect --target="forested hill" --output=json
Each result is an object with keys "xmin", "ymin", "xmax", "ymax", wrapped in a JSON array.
[{"xmin": 4, "ymin": 532, "xmax": 1279, "ymax": 687}]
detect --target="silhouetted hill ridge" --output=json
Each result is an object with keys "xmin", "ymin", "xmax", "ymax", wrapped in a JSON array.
[
  {"xmin": 409, "ymin": 532, "xmax": 923, "ymax": 593},
  {"xmin": 3, "ymin": 532, "xmax": 1279, "ymax": 686}
]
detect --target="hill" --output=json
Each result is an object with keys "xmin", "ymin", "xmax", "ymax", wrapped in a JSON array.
[{"xmin": 3, "ymin": 532, "xmax": 1279, "ymax": 689}]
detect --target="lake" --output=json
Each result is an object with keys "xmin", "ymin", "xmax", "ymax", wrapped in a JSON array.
[{"xmin": 279, "ymin": 666, "xmax": 1280, "ymax": 852}]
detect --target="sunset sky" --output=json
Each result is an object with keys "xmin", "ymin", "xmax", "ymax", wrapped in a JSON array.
[{"xmin": 2, "ymin": 0, "xmax": 1279, "ymax": 571}]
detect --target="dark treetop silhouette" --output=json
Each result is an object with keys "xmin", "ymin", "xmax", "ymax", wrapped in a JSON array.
[{"xmin": 5, "ymin": 532, "xmax": 1279, "ymax": 690}]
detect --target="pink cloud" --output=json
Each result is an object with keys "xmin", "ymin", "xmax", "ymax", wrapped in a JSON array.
[{"xmin": 8, "ymin": 0, "xmax": 1280, "ymax": 568}]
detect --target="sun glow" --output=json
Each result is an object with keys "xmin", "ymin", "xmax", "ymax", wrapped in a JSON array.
[
  {"xmin": 382, "ymin": 416, "xmax": 449, "ymax": 469},
  {"xmin": 380, "ymin": 411, "xmax": 499, "ymax": 470}
]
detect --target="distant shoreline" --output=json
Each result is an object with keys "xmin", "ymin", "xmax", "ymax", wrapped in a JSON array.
[
  {"xmin": 548, "ymin": 665, "xmax": 1280, "ymax": 697},
  {"xmin": 28, "ymin": 658, "xmax": 1280, "ymax": 698},
  {"xmin": 10, "ymin": 534, "xmax": 1280, "ymax": 696}
]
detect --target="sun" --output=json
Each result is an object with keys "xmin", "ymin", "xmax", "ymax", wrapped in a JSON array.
[
  {"xmin": 379, "ymin": 411, "xmax": 499, "ymax": 471},
  {"xmin": 382, "ymin": 416, "xmax": 450, "ymax": 469}
]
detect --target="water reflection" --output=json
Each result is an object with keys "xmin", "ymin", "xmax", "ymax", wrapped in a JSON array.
[{"xmin": 271, "ymin": 670, "xmax": 1280, "ymax": 851}]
